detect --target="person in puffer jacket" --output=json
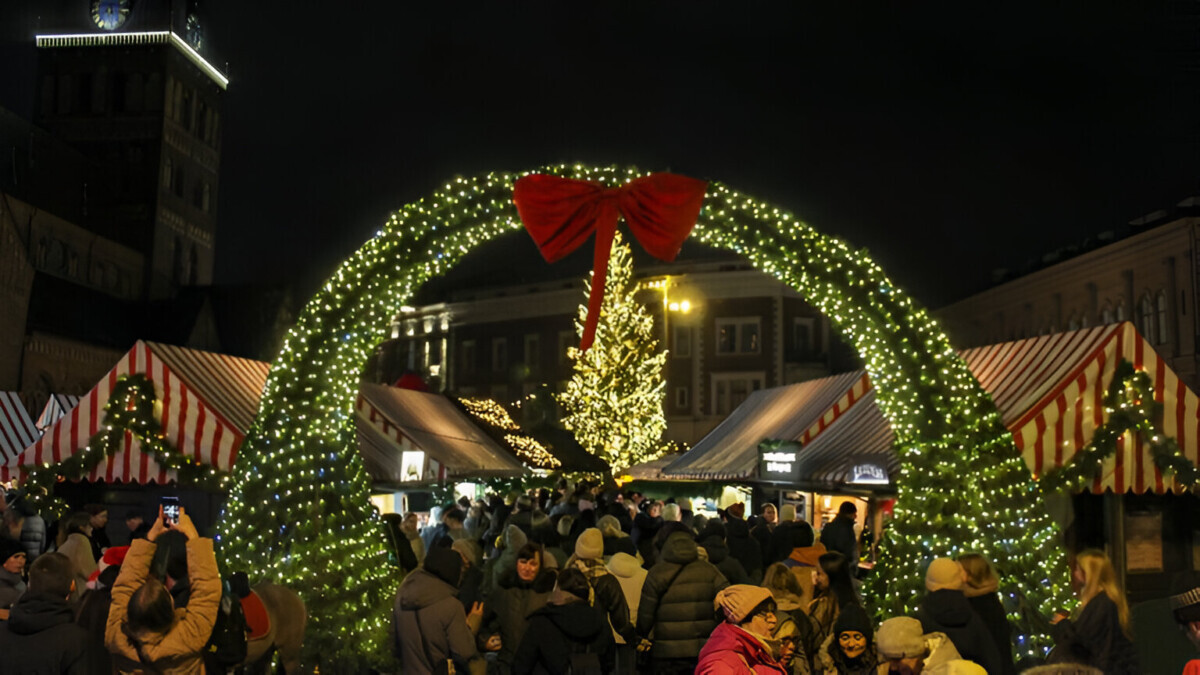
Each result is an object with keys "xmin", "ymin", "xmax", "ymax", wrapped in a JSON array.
[
  {"xmin": 697, "ymin": 584, "xmax": 789, "ymax": 674},
  {"xmin": 638, "ymin": 530, "xmax": 730, "ymax": 674}
]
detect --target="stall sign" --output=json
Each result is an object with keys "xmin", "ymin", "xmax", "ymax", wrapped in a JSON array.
[
  {"xmin": 758, "ymin": 440, "xmax": 802, "ymax": 482},
  {"xmin": 848, "ymin": 457, "xmax": 889, "ymax": 485}
]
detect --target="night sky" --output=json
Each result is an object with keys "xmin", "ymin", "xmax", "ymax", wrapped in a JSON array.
[{"xmin": 3, "ymin": 2, "xmax": 1199, "ymax": 307}]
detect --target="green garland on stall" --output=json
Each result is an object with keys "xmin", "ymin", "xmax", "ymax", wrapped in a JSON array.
[
  {"xmin": 1043, "ymin": 359, "xmax": 1200, "ymax": 492},
  {"xmin": 19, "ymin": 374, "xmax": 230, "ymax": 517}
]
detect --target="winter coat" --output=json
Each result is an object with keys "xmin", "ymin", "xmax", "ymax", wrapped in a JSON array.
[
  {"xmin": 965, "ymin": 589, "xmax": 1016, "ymax": 675},
  {"xmin": 20, "ymin": 514, "xmax": 46, "ymax": 560},
  {"xmin": 750, "ymin": 520, "xmax": 774, "ymax": 566},
  {"xmin": 816, "ymin": 631, "xmax": 878, "ymax": 675},
  {"xmin": 603, "ymin": 533, "xmax": 637, "ymax": 559},
  {"xmin": 512, "ymin": 595, "xmax": 615, "ymax": 675},
  {"xmin": 769, "ymin": 521, "xmax": 815, "ymax": 567},
  {"xmin": 607, "ymin": 552, "xmax": 647, "ymax": 638},
  {"xmin": 725, "ymin": 516, "xmax": 764, "ymax": 582},
  {"xmin": 0, "ymin": 590, "xmax": 90, "ymax": 673},
  {"xmin": 637, "ymin": 531, "xmax": 730, "ymax": 660},
  {"xmin": 915, "ymin": 589, "xmax": 1001, "ymax": 675},
  {"xmin": 568, "ymin": 555, "xmax": 639, "ymax": 644},
  {"xmin": 394, "ymin": 567, "xmax": 485, "ymax": 675},
  {"xmin": 772, "ymin": 591, "xmax": 816, "ymax": 675},
  {"xmin": 1049, "ymin": 592, "xmax": 1139, "ymax": 674},
  {"xmin": 56, "ymin": 532, "xmax": 95, "ymax": 601},
  {"xmin": 105, "ymin": 537, "xmax": 221, "ymax": 675},
  {"xmin": 404, "ymin": 527, "xmax": 426, "ymax": 566},
  {"xmin": 481, "ymin": 569, "xmax": 555, "ymax": 673},
  {"xmin": 808, "ymin": 591, "xmax": 840, "ymax": 663},
  {"xmin": 504, "ymin": 509, "xmax": 535, "ymax": 538},
  {"xmin": 632, "ymin": 512, "xmax": 663, "ymax": 567},
  {"xmin": 700, "ymin": 535, "xmax": 752, "ymax": 585},
  {"xmin": 0, "ymin": 566, "xmax": 26, "ymax": 611},
  {"xmin": 697, "ymin": 621, "xmax": 789, "ymax": 674},
  {"xmin": 481, "ymin": 525, "xmax": 529, "ymax": 598},
  {"xmin": 819, "ymin": 515, "xmax": 858, "ymax": 566},
  {"xmin": 873, "ymin": 632, "xmax": 961, "ymax": 675}
]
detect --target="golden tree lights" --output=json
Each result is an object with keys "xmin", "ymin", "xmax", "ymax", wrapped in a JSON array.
[
  {"xmin": 558, "ymin": 231, "xmax": 669, "ymax": 475},
  {"xmin": 218, "ymin": 164, "xmax": 1072, "ymax": 668}
]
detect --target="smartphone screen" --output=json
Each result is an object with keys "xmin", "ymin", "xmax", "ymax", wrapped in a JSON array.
[{"xmin": 161, "ymin": 496, "xmax": 181, "ymax": 525}]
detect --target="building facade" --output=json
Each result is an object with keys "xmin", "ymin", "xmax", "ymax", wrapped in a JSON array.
[
  {"xmin": 369, "ymin": 261, "xmax": 853, "ymax": 445},
  {"xmin": 936, "ymin": 205, "xmax": 1200, "ymax": 390}
]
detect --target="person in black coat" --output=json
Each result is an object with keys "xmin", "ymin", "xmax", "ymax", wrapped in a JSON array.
[
  {"xmin": 513, "ymin": 567, "xmax": 614, "ymax": 674},
  {"xmin": 0, "ymin": 552, "xmax": 90, "ymax": 674},
  {"xmin": 915, "ymin": 557, "xmax": 1001, "ymax": 674},
  {"xmin": 820, "ymin": 501, "xmax": 859, "ymax": 565},
  {"xmin": 958, "ymin": 553, "xmax": 1017, "ymax": 675},
  {"xmin": 632, "ymin": 502, "xmax": 663, "ymax": 568},
  {"xmin": 722, "ymin": 510, "xmax": 763, "ymax": 583},
  {"xmin": 1049, "ymin": 549, "xmax": 1139, "ymax": 673},
  {"xmin": 699, "ymin": 534, "xmax": 751, "ymax": 585},
  {"xmin": 749, "ymin": 503, "xmax": 777, "ymax": 565}
]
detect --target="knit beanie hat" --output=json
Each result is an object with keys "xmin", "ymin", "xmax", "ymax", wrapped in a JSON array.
[
  {"xmin": 714, "ymin": 584, "xmax": 774, "ymax": 623},
  {"xmin": 0, "ymin": 538, "xmax": 24, "ymax": 565},
  {"xmin": 575, "ymin": 528, "xmax": 604, "ymax": 560},
  {"xmin": 662, "ymin": 503, "xmax": 681, "ymax": 522},
  {"xmin": 1169, "ymin": 570, "xmax": 1200, "ymax": 623},
  {"xmin": 925, "ymin": 558, "xmax": 964, "ymax": 592},
  {"xmin": 833, "ymin": 603, "xmax": 874, "ymax": 642},
  {"xmin": 424, "ymin": 545, "xmax": 464, "ymax": 587},
  {"xmin": 780, "ymin": 504, "xmax": 796, "ymax": 522},
  {"xmin": 875, "ymin": 617, "xmax": 925, "ymax": 658},
  {"xmin": 557, "ymin": 515, "xmax": 574, "ymax": 538}
]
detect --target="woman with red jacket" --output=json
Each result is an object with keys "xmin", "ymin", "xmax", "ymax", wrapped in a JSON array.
[{"xmin": 697, "ymin": 584, "xmax": 789, "ymax": 674}]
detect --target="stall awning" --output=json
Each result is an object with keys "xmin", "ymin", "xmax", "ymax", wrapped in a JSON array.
[
  {"xmin": 357, "ymin": 383, "xmax": 526, "ymax": 481},
  {"xmin": 37, "ymin": 394, "xmax": 79, "ymax": 432},
  {"xmin": 1, "ymin": 341, "xmax": 269, "ymax": 484},
  {"xmin": 0, "ymin": 393, "xmax": 38, "ymax": 467},
  {"xmin": 667, "ymin": 322, "xmax": 1200, "ymax": 494},
  {"xmin": 664, "ymin": 371, "xmax": 869, "ymax": 480}
]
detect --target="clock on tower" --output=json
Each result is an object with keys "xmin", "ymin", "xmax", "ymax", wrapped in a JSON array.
[{"xmin": 90, "ymin": 0, "xmax": 131, "ymax": 31}]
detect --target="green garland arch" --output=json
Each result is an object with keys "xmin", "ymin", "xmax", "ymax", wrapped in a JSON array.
[{"xmin": 217, "ymin": 164, "xmax": 1073, "ymax": 669}]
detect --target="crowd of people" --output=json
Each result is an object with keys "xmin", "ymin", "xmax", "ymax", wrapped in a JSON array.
[
  {"xmin": 0, "ymin": 494, "xmax": 225, "ymax": 674},
  {"xmin": 385, "ymin": 482, "xmax": 1188, "ymax": 675}
]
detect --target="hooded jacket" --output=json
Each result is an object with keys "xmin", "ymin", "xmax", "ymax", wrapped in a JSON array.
[
  {"xmin": 701, "ymin": 535, "xmax": 752, "ymax": 585},
  {"xmin": 607, "ymin": 551, "xmax": 648, "ymax": 635},
  {"xmin": 105, "ymin": 537, "xmax": 221, "ymax": 675},
  {"xmin": 0, "ymin": 565, "xmax": 26, "ymax": 611},
  {"xmin": 915, "ymin": 589, "xmax": 1001, "ymax": 675},
  {"xmin": 632, "ymin": 511, "xmax": 663, "ymax": 567},
  {"xmin": 697, "ymin": 621, "xmax": 789, "ymax": 674},
  {"xmin": 724, "ymin": 516, "xmax": 764, "ymax": 582},
  {"xmin": 482, "ymin": 567, "xmax": 556, "ymax": 674},
  {"xmin": 769, "ymin": 521, "xmax": 815, "ymax": 567},
  {"xmin": 482, "ymin": 525, "xmax": 529, "ymax": 597},
  {"xmin": 394, "ymin": 553, "xmax": 484, "ymax": 675},
  {"xmin": 0, "ymin": 590, "xmax": 90, "ymax": 674},
  {"xmin": 637, "ymin": 531, "xmax": 730, "ymax": 660},
  {"xmin": 786, "ymin": 541, "xmax": 827, "ymax": 609},
  {"xmin": 513, "ymin": 595, "xmax": 614, "ymax": 674}
]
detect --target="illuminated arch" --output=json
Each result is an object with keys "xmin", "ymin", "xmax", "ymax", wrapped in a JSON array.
[{"xmin": 218, "ymin": 164, "xmax": 1070, "ymax": 666}]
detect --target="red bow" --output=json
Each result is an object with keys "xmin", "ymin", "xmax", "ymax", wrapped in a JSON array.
[{"xmin": 513, "ymin": 173, "xmax": 708, "ymax": 351}]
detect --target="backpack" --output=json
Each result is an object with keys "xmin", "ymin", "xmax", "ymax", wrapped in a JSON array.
[{"xmin": 204, "ymin": 580, "xmax": 249, "ymax": 669}]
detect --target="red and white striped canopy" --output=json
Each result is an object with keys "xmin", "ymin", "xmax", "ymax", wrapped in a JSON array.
[
  {"xmin": 0, "ymin": 392, "xmax": 38, "ymax": 468},
  {"xmin": 1, "ymin": 341, "xmax": 269, "ymax": 484},
  {"xmin": 667, "ymin": 322, "xmax": 1200, "ymax": 494},
  {"xmin": 37, "ymin": 394, "xmax": 79, "ymax": 432}
]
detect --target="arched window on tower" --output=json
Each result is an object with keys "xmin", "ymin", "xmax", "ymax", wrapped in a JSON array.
[
  {"xmin": 1138, "ymin": 293, "xmax": 1156, "ymax": 343},
  {"xmin": 1156, "ymin": 291, "xmax": 1169, "ymax": 345},
  {"xmin": 188, "ymin": 244, "xmax": 198, "ymax": 285},
  {"xmin": 1099, "ymin": 302, "xmax": 1113, "ymax": 325},
  {"xmin": 1115, "ymin": 301, "xmax": 1127, "ymax": 323},
  {"xmin": 1067, "ymin": 313, "xmax": 1080, "ymax": 331}
]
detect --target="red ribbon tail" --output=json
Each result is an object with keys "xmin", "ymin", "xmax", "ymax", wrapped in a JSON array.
[{"xmin": 580, "ymin": 214, "xmax": 618, "ymax": 352}]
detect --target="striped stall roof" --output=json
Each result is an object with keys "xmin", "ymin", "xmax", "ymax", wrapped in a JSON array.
[
  {"xmin": 1, "ymin": 341, "xmax": 270, "ymax": 484},
  {"xmin": 667, "ymin": 322, "xmax": 1198, "ymax": 494},
  {"xmin": 357, "ymin": 383, "xmax": 525, "ymax": 480},
  {"xmin": 664, "ymin": 371, "xmax": 869, "ymax": 480},
  {"xmin": 0, "ymin": 393, "xmax": 38, "ymax": 466},
  {"xmin": 37, "ymin": 394, "xmax": 79, "ymax": 432}
]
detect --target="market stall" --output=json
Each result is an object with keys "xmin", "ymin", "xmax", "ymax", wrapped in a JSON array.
[{"xmin": 0, "ymin": 392, "xmax": 38, "ymax": 471}]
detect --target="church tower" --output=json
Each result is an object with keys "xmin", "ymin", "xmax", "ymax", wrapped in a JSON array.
[{"xmin": 32, "ymin": 0, "xmax": 227, "ymax": 299}]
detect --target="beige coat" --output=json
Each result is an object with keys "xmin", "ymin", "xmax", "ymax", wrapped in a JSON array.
[
  {"xmin": 56, "ymin": 532, "xmax": 96, "ymax": 601},
  {"xmin": 105, "ymin": 537, "xmax": 221, "ymax": 675}
]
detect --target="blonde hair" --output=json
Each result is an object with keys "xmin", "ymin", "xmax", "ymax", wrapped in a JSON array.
[
  {"xmin": 761, "ymin": 562, "xmax": 803, "ymax": 598},
  {"xmin": 957, "ymin": 552, "xmax": 998, "ymax": 587},
  {"xmin": 1074, "ymin": 549, "xmax": 1131, "ymax": 637}
]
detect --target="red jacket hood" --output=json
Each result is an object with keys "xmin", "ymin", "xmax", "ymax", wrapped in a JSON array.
[{"xmin": 696, "ymin": 622, "xmax": 788, "ymax": 675}]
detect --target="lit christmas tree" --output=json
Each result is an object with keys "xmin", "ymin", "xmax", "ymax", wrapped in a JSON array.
[{"xmin": 559, "ymin": 230, "xmax": 668, "ymax": 474}]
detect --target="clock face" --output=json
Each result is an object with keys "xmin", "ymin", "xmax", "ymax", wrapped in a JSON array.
[{"xmin": 91, "ymin": 0, "xmax": 131, "ymax": 31}]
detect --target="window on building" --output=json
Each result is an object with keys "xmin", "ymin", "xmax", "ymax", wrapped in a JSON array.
[
  {"xmin": 492, "ymin": 338, "xmax": 508, "ymax": 372},
  {"xmin": 162, "ymin": 157, "xmax": 174, "ymax": 189},
  {"xmin": 1138, "ymin": 294, "xmax": 1156, "ymax": 344},
  {"xmin": 201, "ymin": 182, "xmax": 211, "ymax": 212},
  {"xmin": 1156, "ymin": 291, "xmax": 1169, "ymax": 345},
  {"xmin": 673, "ymin": 325, "xmax": 691, "ymax": 358},
  {"xmin": 675, "ymin": 386, "xmax": 690, "ymax": 409},
  {"xmin": 187, "ymin": 244, "xmax": 198, "ymax": 285},
  {"xmin": 173, "ymin": 166, "xmax": 185, "ymax": 198},
  {"xmin": 793, "ymin": 317, "xmax": 816, "ymax": 358},
  {"xmin": 558, "ymin": 331, "xmax": 575, "ymax": 364},
  {"xmin": 192, "ymin": 182, "xmax": 205, "ymax": 210},
  {"xmin": 1099, "ymin": 303, "xmax": 1114, "ymax": 325},
  {"xmin": 126, "ymin": 73, "xmax": 144, "ymax": 113},
  {"xmin": 524, "ymin": 334, "xmax": 540, "ymax": 366},
  {"xmin": 716, "ymin": 318, "xmax": 761, "ymax": 355},
  {"xmin": 460, "ymin": 340, "xmax": 477, "ymax": 375},
  {"xmin": 196, "ymin": 101, "xmax": 209, "ymax": 140},
  {"xmin": 712, "ymin": 372, "xmax": 764, "ymax": 416},
  {"xmin": 181, "ymin": 88, "xmax": 194, "ymax": 130},
  {"xmin": 1115, "ymin": 301, "xmax": 1126, "ymax": 322},
  {"xmin": 1067, "ymin": 313, "xmax": 1080, "ymax": 331}
]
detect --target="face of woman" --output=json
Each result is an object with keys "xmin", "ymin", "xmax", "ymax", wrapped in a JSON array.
[
  {"xmin": 813, "ymin": 568, "xmax": 829, "ymax": 591},
  {"xmin": 838, "ymin": 630, "xmax": 867, "ymax": 659},
  {"xmin": 3, "ymin": 552, "xmax": 25, "ymax": 575},
  {"xmin": 1072, "ymin": 563, "xmax": 1086, "ymax": 588},
  {"xmin": 90, "ymin": 511, "xmax": 108, "ymax": 529},
  {"xmin": 516, "ymin": 556, "xmax": 540, "ymax": 582}
]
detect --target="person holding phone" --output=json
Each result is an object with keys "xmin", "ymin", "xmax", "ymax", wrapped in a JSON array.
[
  {"xmin": 1047, "ymin": 549, "xmax": 1139, "ymax": 673},
  {"xmin": 105, "ymin": 505, "xmax": 220, "ymax": 674}
]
